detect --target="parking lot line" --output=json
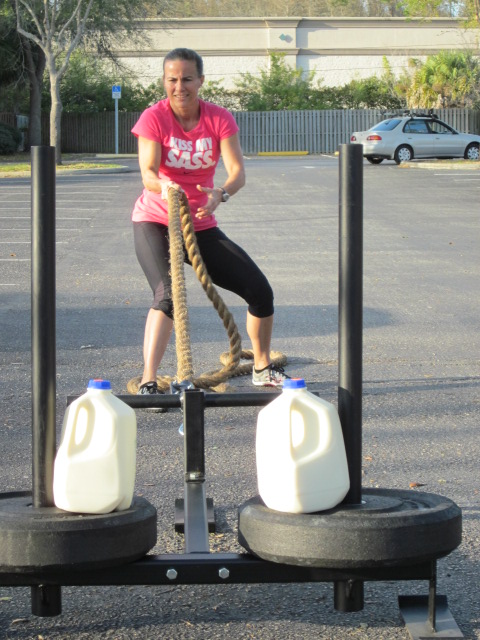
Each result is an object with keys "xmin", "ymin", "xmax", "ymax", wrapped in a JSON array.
[
  {"xmin": 0, "ymin": 216, "xmax": 93, "ymax": 219},
  {"xmin": 0, "ymin": 241, "xmax": 67, "ymax": 244}
]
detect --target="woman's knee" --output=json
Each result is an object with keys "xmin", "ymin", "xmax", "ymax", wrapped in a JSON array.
[
  {"xmin": 152, "ymin": 297, "xmax": 174, "ymax": 319},
  {"xmin": 247, "ymin": 281, "xmax": 274, "ymax": 318}
]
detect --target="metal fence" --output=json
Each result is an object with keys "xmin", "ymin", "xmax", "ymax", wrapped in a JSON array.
[
  {"xmin": 235, "ymin": 109, "xmax": 480, "ymax": 154},
  {"xmin": 29, "ymin": 108, "xmax": 480, "ymax": 155}
]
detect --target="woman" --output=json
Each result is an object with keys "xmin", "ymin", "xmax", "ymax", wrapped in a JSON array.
[{"xmin": 131, "ymin": 48, "xmax": 288, "ymax": 399}]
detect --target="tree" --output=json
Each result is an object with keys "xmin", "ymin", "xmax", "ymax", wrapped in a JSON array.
[
  {"xmin": 407, "ymin": 50, "xmax": 480, "ymax": 108},
  {"xmin": 235, "ymin": 53, "xmax": 316, "ymax": 111},
  {"xmin": 396, "ymin": 0, "xmax": 479, "ymax": 21},
  {"xmin": 199, "ymin": 80, "xmax": 242, "ymax": 111},
  {"xmin": 338, "ymin": 56, "xmax": 410, "ymax": 109},
  {"xmin": 0, "ymin": 1, "xmax": 45, "ymax": 145},
  {"xmin": 14, "ymin": 0, "xmax": 157, "ymax": 164},
  {"xmin": 338, "ymin": 76, "xmax": 405, "ymax": 109},
  {"xmin": 42, "ymin": 51, "xmax": 165, "ymax": 113},
  {"xmin": 0, "ymin": 3, "xmax": 21, "ymax": 90}
]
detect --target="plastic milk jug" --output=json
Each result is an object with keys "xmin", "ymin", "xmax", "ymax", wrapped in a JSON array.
[
  {"xmin": 53, "ymin": 379, "xmax": 136, "ymax": 514},
  {"xmin": 256, "ymin": 378, "xmax": 350, "ymax": 513}
]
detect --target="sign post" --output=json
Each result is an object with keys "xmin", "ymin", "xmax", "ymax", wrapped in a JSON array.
[{"xmin": 112, "ymin": 85, "xmax": 121, "ymax": 155}]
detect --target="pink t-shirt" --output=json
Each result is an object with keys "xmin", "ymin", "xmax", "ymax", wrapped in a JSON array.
[{"xmin": 131, "ymin": 99, "xmax": 239, "ymax": 231}]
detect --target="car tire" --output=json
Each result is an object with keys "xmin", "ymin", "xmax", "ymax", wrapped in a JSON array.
[
  {"xmin": 394, "ymin": 145, "xmax": 413, "ymax": 165},
  {"xmin": 464, "ymin": 143, "xmax": 479, "ymax": 161},
  {"xmin": 366, "ymin": 157, "xmax": 383, "ymax": 164}
]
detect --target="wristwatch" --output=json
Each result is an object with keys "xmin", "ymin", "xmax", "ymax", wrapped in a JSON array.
[{"xmin": 219, "ymin": 187, "xmax": 230, "ymax": 203}]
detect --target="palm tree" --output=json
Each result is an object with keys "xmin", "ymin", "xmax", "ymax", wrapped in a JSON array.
[{"xmin": 407, "ymin": 51, "xmax": 480, "ymax": 109}]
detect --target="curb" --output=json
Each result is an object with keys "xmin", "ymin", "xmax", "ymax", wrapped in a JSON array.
[
  {"xmin": 400, "ymin": 161, "xmax": 480, "ymax": 170},
  {"xmin": 57, "ymin": 166, "xmax": 132, "ymax": 175},
  {"xmin": 258, "ymin": 151, "xmax": 309, "ymax": 156}
]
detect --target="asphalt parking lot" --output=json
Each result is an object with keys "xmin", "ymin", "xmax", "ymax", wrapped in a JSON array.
[{"xmin": 0, "ymin": 154, "xmax": 479, "ymax": 639}]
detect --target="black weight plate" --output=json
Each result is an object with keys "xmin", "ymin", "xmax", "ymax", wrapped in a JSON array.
[
  {"xmin": 0, "ymin": 492, "xmax": 157, "ymax": 573},
  {"xmin": 238, "ymin": 488, "xmax": 461, "ymax": 569}
]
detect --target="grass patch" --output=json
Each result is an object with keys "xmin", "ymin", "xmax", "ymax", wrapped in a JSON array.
[
  {"xmin": 0, "ymin": 152, "xmax": 97, "ymax": 163},
  {"xmin": 0, "ymin": 155, "xmax": 125, "ymax": 176},
  {"xmin": 0, "ymin": 162, "xmax": 121, "ymax": 171}
]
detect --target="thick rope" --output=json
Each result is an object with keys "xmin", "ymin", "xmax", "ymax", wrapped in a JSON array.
[
  {"xmin": 127, "ymin": 189, "xmax": 286, "ymax": 394},
  {"xmin": 168, "ymin": 190, "xmax": 195, "ymax": 383}
]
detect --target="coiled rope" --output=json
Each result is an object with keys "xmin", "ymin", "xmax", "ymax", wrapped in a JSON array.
[{"xmin": 127, "ymin": 189, "xmax": 286, "ymax": 394}]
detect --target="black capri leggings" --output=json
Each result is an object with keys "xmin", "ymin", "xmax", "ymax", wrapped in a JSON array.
[{"xmin": 133, "ymin": 222, "xmax": 274, "ymax": 320}]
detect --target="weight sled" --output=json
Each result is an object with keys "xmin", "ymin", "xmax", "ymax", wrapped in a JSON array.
[
  {"xmin": 238, "ymin": 488, "xmax": 461, "ymax": 569},
  {"xmin": 0, "ymin": 492, "xmax": 157, "ymax": 572}
]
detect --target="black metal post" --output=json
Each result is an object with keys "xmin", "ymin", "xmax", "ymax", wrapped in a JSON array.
[
  {"xmin": 336, "ymin": 143, "xmax": 364, "ymax": 612},
  {"xmin": 182, "ymin": 389, "xmax": 209, "ymax": 553},
  {"xmin": 428, "ymin": 560, "xmax": 437, "ymax": 632},
  {"xmin": 30, "ymin": 146, "xmax": 62, "ymax": 616},
  {"xmin": 338, "ymin": 143, "xmax": 363, "ymax": 504}
]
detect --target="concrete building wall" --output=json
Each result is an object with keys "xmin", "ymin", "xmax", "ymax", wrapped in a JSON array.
[{"xmin": 114, "ymin": 17, "xmax": 479, "ymax": 88}]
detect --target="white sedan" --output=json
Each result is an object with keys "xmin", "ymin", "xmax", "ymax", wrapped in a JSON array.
[{"xmin": 350, "ymin": 114, "xmax": 480, "ymax": 164}]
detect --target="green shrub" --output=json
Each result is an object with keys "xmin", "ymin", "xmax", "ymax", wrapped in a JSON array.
[{"xmin": 0, "ymin": 122, "xmax": 22, "ymax": 154}]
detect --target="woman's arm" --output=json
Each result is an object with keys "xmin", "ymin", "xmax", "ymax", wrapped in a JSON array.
[
  {"xmin": 137, "ymin": 136, "xmax": 182, "ymax": 197},
  {"xmin": 138, "ymin": 136, "xmax": 162, "ymax": 192},
  {"xmin": 195, "ymin": 132, "xmax": 246, "ymax": 219},
  {"xmin": 218, "ymin": 132, "xmax": 246, "ymax": 197}
]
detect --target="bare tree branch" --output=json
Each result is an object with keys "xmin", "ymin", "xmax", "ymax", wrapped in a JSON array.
[{"xmin": 16, "ymin": 0, "xmax": 45, "ymax": 44}]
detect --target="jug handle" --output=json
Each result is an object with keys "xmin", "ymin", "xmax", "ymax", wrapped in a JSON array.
[
  {"xmin": 64, "ymin": 398, "xmax": 92, "ymax": 456},
  {"xmin": 288, "ymin": 400, "xmax": 323, "ymax": 461}
]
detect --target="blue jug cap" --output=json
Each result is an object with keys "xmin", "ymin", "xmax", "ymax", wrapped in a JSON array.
[
  {"xmin": 283, "ymin": 378, "xmax": 306, "ymax": 390},
  {"xmin": 87, "ymin": 379, "xmax": 111, "ymax": 390}
]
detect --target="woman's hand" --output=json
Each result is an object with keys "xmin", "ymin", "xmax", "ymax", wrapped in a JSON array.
[
  {"xmin": 161, "ymin": 180, "xmax": 184, "ymax": 201},
  {"xmin": 195, "ymin": 185, "xmax": 223, "ymax": 219}
]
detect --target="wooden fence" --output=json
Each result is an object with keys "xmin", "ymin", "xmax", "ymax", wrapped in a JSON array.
[
  {"xmin": 31, "ymin": 108, "xmax": 480, "ymax": 155},
  {"xmin": 0, "ymin": 113, "xmax": 17, "ymax": 128}
]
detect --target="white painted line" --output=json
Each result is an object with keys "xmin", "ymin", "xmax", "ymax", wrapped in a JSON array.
[
  {"xmin": 0, "ymin": 283, "xmax": 17, "ymax": 286},
  {"xmin": 0, "ymin": 186, "xmax": 114, "ymax": 191},
  {"xmin": 0, "ymin": 211, "xmax": 97, "ymax": 215},
  {"xmin": 1, "ymin": 228, "xmax": 81, "ymax": 231},
  {"xmin": 0, "ymin": 200, "xmax": 110, "ymax": 204},
  {"xmin": 0, "ymin": 258, "xmax": 30, "ymax": 261},
  {"xmin": 0, "ymin": 216, "xmax": 92, "ymax": 219},
  {"xmin": 0, "ymin": 241, "xmax": 67, "ymax": 244}
]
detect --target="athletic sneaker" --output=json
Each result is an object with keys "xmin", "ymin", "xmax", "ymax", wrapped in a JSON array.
[
  {"xmin": 252, "ymin": 364, "xmax": 290, "ymax": 388},
  {"xmin": 137, "ymin": 381, "xmax": 167, "ymax": 413}
]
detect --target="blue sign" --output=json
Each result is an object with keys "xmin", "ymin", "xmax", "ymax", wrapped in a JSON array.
[{"xmin": 112, "ymin": 85, "xmax": 121, "ymax": 99}]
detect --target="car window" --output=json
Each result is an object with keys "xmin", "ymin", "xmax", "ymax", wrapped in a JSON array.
[
  {"xmin": 428, "ymin": 121, "xmax": 454, "ymax": 135},
  {"xmin": 403, "ymin": 120, "xmax": 430, "ymax": 134},
  {"xmin": 371, "ymin": 119, "xmax": 401, "ymax": 132}
]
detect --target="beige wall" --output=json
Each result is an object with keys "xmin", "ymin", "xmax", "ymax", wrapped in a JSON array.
[{"xmin": 114, "ymin": 17, "xmax": 479, "ymax": 88}]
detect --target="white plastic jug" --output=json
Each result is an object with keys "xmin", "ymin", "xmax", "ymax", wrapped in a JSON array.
[
  {"xmin": 256, "ymin": 378, "xmax": 350, "ymax": 514},
  {"xmin": 53, "ymin": 379, "xmax": 136, "ymax": 514}
]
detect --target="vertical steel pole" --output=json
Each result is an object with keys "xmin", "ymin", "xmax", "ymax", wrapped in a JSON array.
[
  {"xmin": 115, "ymin": 99, "xmax": 119, "ymax": 155},
  {"xmin": 338, "ymin": 143, "xmax": 363, "ymax": 505},
  {"xmin": 30, "ymin": 146, "xmax": 62, "ymax": 616},
  {"xmin": 183, "ymin": 389, "xmax": 209, "ymax": 553},
  {"xmin": 335, "ymin": 143, "xmax": 364, "ymax": 613}
]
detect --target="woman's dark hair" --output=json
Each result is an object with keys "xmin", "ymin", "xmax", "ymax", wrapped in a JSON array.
[{"xmin": 163, "ymin": 48, "xmax": 204, "ymax": 77}]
